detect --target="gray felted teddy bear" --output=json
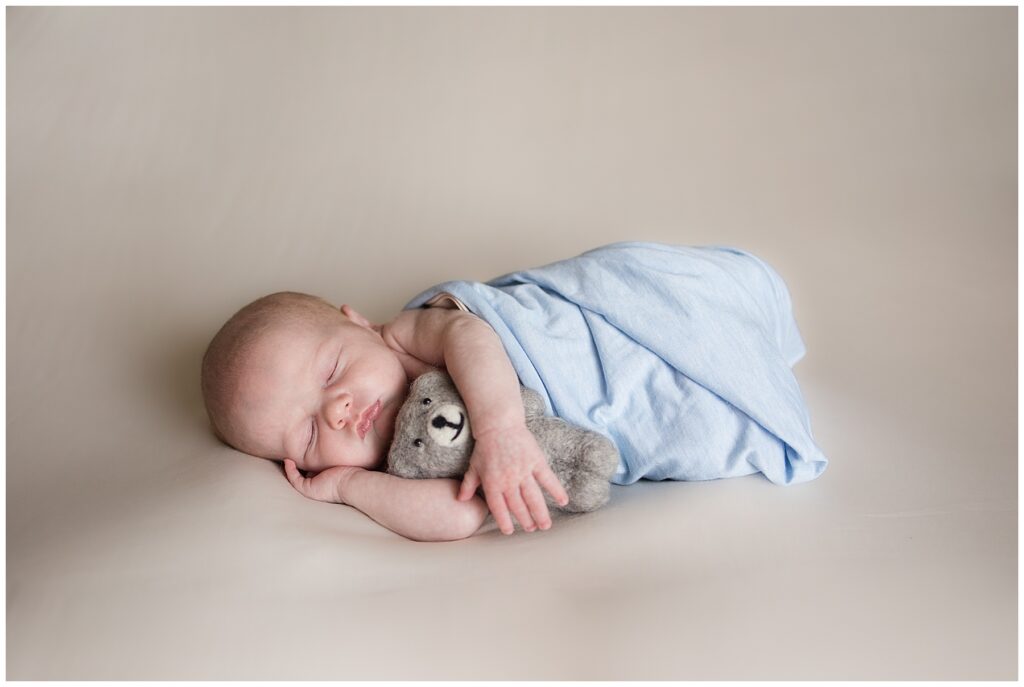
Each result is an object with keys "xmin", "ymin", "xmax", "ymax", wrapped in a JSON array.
[{"xmin": 386, "ymin": 370, "xmax": 619, "ymax": 513}]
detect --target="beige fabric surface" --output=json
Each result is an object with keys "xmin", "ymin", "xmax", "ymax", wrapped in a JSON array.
[{"xmin": 7, "ymin": 7, "xmax": 1016, "ymax": 679}]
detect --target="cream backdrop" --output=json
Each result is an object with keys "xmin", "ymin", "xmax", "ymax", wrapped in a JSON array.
[{"xmin": 7, "ymin": 6, "xmax": 1017, "ymax": 679}]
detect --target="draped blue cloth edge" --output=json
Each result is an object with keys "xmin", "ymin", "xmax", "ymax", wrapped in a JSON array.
[{"xmin": 403, "ymin": 242, "xmax": 828, "ymax": 486}]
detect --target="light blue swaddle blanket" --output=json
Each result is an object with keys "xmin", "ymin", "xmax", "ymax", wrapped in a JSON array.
[{"xmin": 404, "ymin": 242, "xmax": 828, "ymax": 486}]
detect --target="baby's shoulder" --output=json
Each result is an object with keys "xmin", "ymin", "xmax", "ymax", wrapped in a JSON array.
[
  {"xmin": 380, "ymin": 306, "xmax": 481, "ymax": 374},
  {"xmin": 383, "ymin": 302, "xmax": 481, "ymax": 335}
]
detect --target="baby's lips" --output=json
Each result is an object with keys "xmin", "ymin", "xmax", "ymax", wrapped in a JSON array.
[{"xmin": 356, "ymin": 399, "xmax": 383, "ymax": 440}]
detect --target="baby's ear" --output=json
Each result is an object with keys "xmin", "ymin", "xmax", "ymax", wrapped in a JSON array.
[{"xmin": 341, "ymin": 304, "xmax": 380, "ymax": 332}]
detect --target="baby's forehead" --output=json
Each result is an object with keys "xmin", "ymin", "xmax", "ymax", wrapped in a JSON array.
[
  {"xmin": 245, "ymin": 311, "xmax": 361, "ymax": 369},
  {"xmin": 261, "ymin": 306, "xmax": 344, "ymax": 341}
]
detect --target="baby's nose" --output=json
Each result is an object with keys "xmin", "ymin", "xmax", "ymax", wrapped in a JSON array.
[{"xmin": 325, "ymin": 393, "xmax": 353, "ymax": 429}]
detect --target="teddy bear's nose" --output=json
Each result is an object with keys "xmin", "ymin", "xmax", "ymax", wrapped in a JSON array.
[{"xmin": 427, "ymin": 405, "xmax": 470, "ymax": 448}]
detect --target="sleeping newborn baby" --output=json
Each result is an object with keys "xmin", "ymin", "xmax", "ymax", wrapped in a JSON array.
[
  {"xmin": 200, "ymin": 292, "xmax": 551, "ymax": 542},
  {"xmin": 201, "ymin": 242, "xmax": 828, "ymax": 541}
]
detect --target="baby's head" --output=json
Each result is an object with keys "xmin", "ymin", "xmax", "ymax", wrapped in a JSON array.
[{"xmin": 201, "ymin": 292, "xmax": 408, "ymax": 472}]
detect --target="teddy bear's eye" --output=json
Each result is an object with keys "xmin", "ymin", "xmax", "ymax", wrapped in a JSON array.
[
  {"xmin": 421, "ymin": 397, "xmax": 432, "ymax": 406},
  {"xmin": 413, "ymin": 439, "xmax": 424, "ymax": 448}
]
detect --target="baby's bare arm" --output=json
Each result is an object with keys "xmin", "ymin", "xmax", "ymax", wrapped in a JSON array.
[
  {"xmin": 283, "ymin": 460, "xmax": 487, "ymax": 542},
  {"xmin": 381, "ymin": 308, "xmax": 568, "ymax": 534}
]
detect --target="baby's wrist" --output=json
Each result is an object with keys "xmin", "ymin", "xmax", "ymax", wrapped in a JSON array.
[
  {"xmin": 472, "ymin": 418, "xmax": 528, "ymax": 441},
  {"xmin": 335, "ymin": 466, "xmax": 364, "ymax": 504}
]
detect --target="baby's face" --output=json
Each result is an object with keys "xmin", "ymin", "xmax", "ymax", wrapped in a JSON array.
[{"xmin": 229, "ymin": 311, "xmax": 408, "ymax": 473}]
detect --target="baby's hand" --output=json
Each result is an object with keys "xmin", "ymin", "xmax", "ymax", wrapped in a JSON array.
[
  {"xmin": 457, "ymin": 424, "xmax": 569, "ymax": 535},
  {"xmin": 283, "ymin": 459, "xmax": 359, "ymax": 504}
]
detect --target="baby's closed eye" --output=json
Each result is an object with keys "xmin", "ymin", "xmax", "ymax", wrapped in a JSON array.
[
  {"xmin": 325, "ymin": 350, "xmax": 343, "ymax": 386},
  {"xmin": 305, "ymin": 420, "xmax": 316, "ymax": 457}
]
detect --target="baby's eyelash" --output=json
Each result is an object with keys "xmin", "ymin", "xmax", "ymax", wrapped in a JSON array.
[
  {"xmin": 326, "ymin": 356, "xmax": 341, "ymax": 385},
  {"xmin": 307, "ymin": 421, "xmax": 316, "ymax": 454}
]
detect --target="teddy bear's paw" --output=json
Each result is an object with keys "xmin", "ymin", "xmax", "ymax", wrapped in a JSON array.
[
  {"xmin": 557, "ymin": 434, "xmax": 619, "ymax": 512},
  {"xmin": 560, "ymin": 471, "xmax": 612, "ymax": 513},
  {"xmin": 579, "ymin": 432, "xmax": 620, "ymax": 480}
]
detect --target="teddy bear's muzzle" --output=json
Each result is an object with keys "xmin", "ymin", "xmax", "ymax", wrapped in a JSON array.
[{"xmin": 427, "ymin": 404, "xmax": 469, "ymax": 448}]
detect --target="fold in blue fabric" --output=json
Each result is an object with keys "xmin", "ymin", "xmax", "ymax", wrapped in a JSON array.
[{"xmin": 404, "ymin": 242, "xmax": 828, "ymax": 486}]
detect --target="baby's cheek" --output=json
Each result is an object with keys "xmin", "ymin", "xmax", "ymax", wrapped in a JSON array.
[{"xmin": 376, "ymin": 404, "xmax": 400, "ymax": 442}]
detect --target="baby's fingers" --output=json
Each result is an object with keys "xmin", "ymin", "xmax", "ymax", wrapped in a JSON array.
[
  {"xmin": 521, "ymin": 479, "xmax": 552, "ymax": 531},
  {"xmin": 534, "ymin": 464, "xmax": 569, "ymax": 507},
  {"xmin": 458, "ymin": 468, "xmax": 481, "ymax": 502},
  {"xmin": 483, "ymin": 490, "xmax": 516, "ymax": 536},
  {"xmin": 505, "ymin": 488, "xmax": 537, "ymax": 533},
  {"xmin": 283, "ymin": 459, "xmax": 309, "ymax": 493}
]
